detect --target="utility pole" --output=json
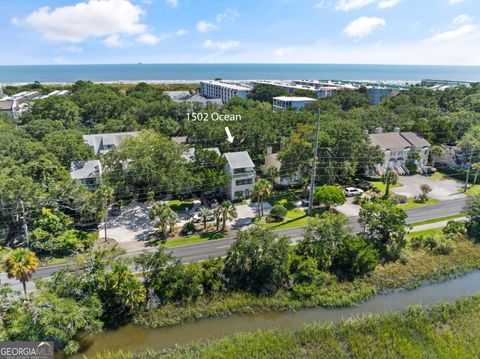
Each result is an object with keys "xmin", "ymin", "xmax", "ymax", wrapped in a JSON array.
[
  {"xmin": 19, "ymin": 199, "xmax": 29, "ymax": 247},
  {"xmin": 308, "ymin": 109, "xmax": 321, "ymax": 216},
  {"xmin": 465, "ymin": 149, "xmax": 474, "ymax": 193}
]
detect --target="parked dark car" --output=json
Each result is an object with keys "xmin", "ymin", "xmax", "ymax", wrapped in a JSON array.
[{"xmin": 110, "ymin": 204, "xmax": 121, "ymax": 216}]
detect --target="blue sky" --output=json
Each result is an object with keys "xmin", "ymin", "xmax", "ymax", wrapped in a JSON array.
[{"xmin": 1, "ymin": 0, "xmax": 479, "ymax": 65}]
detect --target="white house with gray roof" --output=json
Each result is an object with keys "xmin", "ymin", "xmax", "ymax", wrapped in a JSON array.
[
  {"xmin": 83, "ymin": 132, "xmax": 139, "ymax": 155},
  {"xmin": 223, "ymin": 151, "xmax": 256, "ymax": 200},
  {"xmin": 70, "ymin": 160, "xmax": 102, "ymax": 190},
  {"xmin": 368, "ymin": 128, "xmax": 430, "ymax": 176}
]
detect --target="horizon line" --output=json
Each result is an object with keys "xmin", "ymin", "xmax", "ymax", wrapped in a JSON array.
[{"xmin": 1, "ymin": 63, "xmax": 480, "ymax": 67}]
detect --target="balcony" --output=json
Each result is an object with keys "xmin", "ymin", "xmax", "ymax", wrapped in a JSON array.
[{"xmin": 230, "ymin": 170, "xmax": 256, "ymax": 178}]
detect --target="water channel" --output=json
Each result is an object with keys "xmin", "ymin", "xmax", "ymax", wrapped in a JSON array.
[{"xmin": 73, "ymin": 271, "xmax": 480, "ymax": 358}]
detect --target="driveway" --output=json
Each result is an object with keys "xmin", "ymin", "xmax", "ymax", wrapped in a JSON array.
[
  {"xmin": 230, "ymin": 201, "xmax": 272, "ymax": 230},
  {"xmin": 104, "ymin": 202, "xmax": 154, "ymax": 243},
  {"xmin": 103, "ymin": 200, "xmax": 270, "ymax": 245},
  {"xmin": 392, "ymin": 175, "xmax": 466, "ymax": 201},
  {"xmin": 336, "ymin": 198, "xmax": 361, "ymax": 217}
]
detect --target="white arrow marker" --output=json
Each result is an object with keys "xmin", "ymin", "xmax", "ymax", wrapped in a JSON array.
[{"xmin": 225, "ymin": 127, "xmax": 234, "ymax": 143}]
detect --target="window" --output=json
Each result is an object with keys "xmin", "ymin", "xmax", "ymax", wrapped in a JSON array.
[
  {"xmin": 234, "ymin": 191, "xmax": 244, "ymax": 198},
  {"xmin": 236, "ymin": 179, "xmax": 253, "ymax": 186},
  {"xmin": 233, "ymin": 168, "xmax": 248, "ymax": 174}
]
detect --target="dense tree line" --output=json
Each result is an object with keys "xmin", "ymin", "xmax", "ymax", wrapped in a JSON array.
[{"xmin": 2, "ymin": 79, "xmax": 480, "ymax": 258}]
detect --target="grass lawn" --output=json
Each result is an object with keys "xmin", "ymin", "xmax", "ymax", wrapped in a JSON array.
[
  {"xmin": 40, "ymin": 255, "xmax": 77, "ymax": 267},
  {"xmin": 429, "ymin": 172, "xmax": 450, "ymax": 181},
  {"xmin": 370, "ymin": 181, "xmax": 403, "ymax": 194},
  {"xmin": 408, "ymin": 228, "xmax": 444, "ymax": 239},
  {"xmin": 168, "ymin": 199, "xmax": 194, "ymax": 212},
  {"xmin": 255, "ymin": 207, "xmax": 338, "ymax": 231},
  {"xmin": 265, "ymin": 189, "xmax": 303, "ymax": 210},
  {"xmin": 163, "ymin": 231, "xmax": 225, "ymax": 248},
  {"xmin": 409, "ymin": 213, "xmax": 467, "ymax": 227},
  {"xmin": 465, "ymin": 185, "xmax": 480, "ymax": 196},
  {"xmin": 398, "ymin": 198, "xmax": 439, "ymax": 209}
]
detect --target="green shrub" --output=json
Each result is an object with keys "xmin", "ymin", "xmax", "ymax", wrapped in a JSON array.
[
  {"xmin": 422, "ymin": 234, "xmax": 454, "ymax": 255},
  {"xmin": 390, "ymin": 194, "xmax": 408, "ymax": 204},
  {"xmin": 268, "ymin": 205, "xmax": 288, "ymax": 222},
  {"xmin": 332, "ymin": 235, "xmax": 379, "ymax": 279},
  {"xmin": 443, "ymin": 221, "xmax": 467, "ymax": 240},
  {"xmin": 410, "ymin": 235, "xmax": 424, "ymax": 250},
  {"xmin": 182, "ymin": 221, "xmax": 197, "ymax": 235}
]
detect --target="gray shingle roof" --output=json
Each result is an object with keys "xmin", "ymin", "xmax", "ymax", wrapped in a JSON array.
[
  {"xmin": 0, "ymin": 100, "xmax": 14, "ymax": 111},
  {"xmin": 83, "ymin": 132, "xmax": 139, "ymax": 154},
  {"xmin": 369, "ymin": 132, "xmax": 412, "ymax": 150},
  {"xmin": 70, "ymin": 160, "xmax": 102, "ymax": 180},
  {"xmin": 164, "ymin": 91, "xmax": 191, "ymax": 101},
  {"xmin": 223, "ymin": 151, "xmax": 255, "ymax": 169},
  {"xmin": 400, "ymin": 132, "xmax": 431, "ymax": 148}
]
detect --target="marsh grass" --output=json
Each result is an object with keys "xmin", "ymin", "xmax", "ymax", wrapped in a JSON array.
[
  {"xmin": 134, "ymin": 240, "xmax": 480, "ymax": 329},
  {"xmin": 91, "ymin": 293, "xmax": 480, "ymax": 359}
]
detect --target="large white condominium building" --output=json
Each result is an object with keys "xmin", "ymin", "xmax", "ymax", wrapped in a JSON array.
[
  {"xmin": 272, "ymin": 96, "xmax": 317, "ymax": 111},
  {"xmin": 200, "ymin": 81, "xmax": 252, "ymax": 103}
]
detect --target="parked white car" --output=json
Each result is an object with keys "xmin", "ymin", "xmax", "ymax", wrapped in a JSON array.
[
  {"xmin": 191, "ymin": 208, "xmax": 215, "ymax": 223},
  {"xmin": 344, "ymin": 187, "xmax": 364, "ymax": 197}
]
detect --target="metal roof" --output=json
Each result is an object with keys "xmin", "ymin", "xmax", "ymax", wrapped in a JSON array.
[{"xmin": 223, "ymin": 151, "xmax": 255, "ymax": 169}]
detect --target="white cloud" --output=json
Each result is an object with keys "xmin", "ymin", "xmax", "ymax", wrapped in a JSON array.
[
  {"xmin": 136, "ymin": 33, "xmax": 161, "ymax": 45},
  {"xmin": 449, "ymin": 0, "xmax": 469, "ymax": 4},
  {"xmin": 196, "ymin": 21, "xmax": 219, "ymax": 33},
  {"xmin": 176, "ymin": 28, "xmax": 188, "ymax": 36},
  {"xmin": 343, "ymin": 16, "xmax": 386, "ymax": 38},
  {"xmin": 377, "ymin": 0, "xmax": 401, "ymax": 9},
  {"xmin": 334, "ymin": 0, "xmax": 401, "ymax": 11},
  {"xmin": 103, "ymin": 34, "xmax": 130, "ymax": 47},
  {"xmin": 11, "ymin": 17, "xmax": 20, "ymax": 26},
  {"xmin": 430, "ymin": 24, "xmax": 476, "ymax": 41},
  {"xmin": 62, "ymin": 45, "xmax": 84, "ymax": 53},
  {"xmin": 54, "ymin": 56, "xmax": 69, "ymax": 64},
  {"xmin": 23, "ymin": 0, "xmax": 147, "ymax": 42},
  {"xmin": 203, "ymin": 39, "xmax": 239, "ymax": 51},
  {"xmin": 166, "ymin": 0, "xmax": 178, "ymax": 8},
  {"xmin": 453, "ymin": 14, "xmax": 473, "ymax": 24},
  {"xmin": 216, "ymin": 9, "xmax": 239, "ymax": 23},
  {"xmin": 335, "ymin": 0, "xmax": 375, "ymax": 11},
  {"xmin": 273, "ymin": 47, "xmax": 292, "ymax": 57}
]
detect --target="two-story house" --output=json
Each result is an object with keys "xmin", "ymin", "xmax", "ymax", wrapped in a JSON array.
[
  {"xmin": 70, "ymin": 160, "xmax": 102, "ymax": 190},
  {"xmin": 368, "ymin": 128, "xmax": 431, "ymax": 176},
  {"xmin": 262, "ymin": 146, "xmax": 302, "ymax": 186},
  {"xmin": 223, "ymin": 151, "xmax": 256, "ymax": 200},
  {"xmin": 82, "ymin": 132, "xmax": 139, "ymax": 156}
]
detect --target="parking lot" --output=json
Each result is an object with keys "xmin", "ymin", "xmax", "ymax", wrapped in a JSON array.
[
  {"xmin": 391, "ymin": 174, "xmax": 466, "ymax": 201},
  {"xmin": 103, "ymin": 200, "xmax": 270, "ymax": 248}
]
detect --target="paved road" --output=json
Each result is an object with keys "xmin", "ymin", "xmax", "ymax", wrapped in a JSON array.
[{"xmin": 1, "ymin": 198, "xmax": 468, "ymax": 292}]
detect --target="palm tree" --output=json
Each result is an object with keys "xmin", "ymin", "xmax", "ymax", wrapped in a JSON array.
[
  {"xmin": 429, "ymin": 145, "xmax": 443, "ymax": 166},
  {"xmin": 149, "ymin": 203, "xmax": 177, "ymax": 238},
  {"xmin": 382, "ymin": 169, "xmax": 398, "ymax": 197},
  {"xmin": 213, "ymin": 207, "xmax": 222, "ymax": 231},
  {"xmin": 199, "ymin": 207, "xmax": 213, "ymax": 230},
  {"xmin": 408, "ymin": 151, "xmax": 422, "ymax": 163},
  {"xmin": 472, "ymin": 163, "xmax": 480, "ymax": 185},
  {"xmin": 266, "ymin": 166, "xmax": 279, "ymax": 184},
  {"xmin": 1, "ymin": 248, "xmax": 39, "ymax": 302},
  {"xmin": 220, "ymin": 201, "xmax": 237, "ymax": 231},
  {"xmin": 167, "ymin": 211, "xmax": 178, "ymax": 234},
  {"xmin": 253, "ymin": 179, "xmax": 273, "ymax": 218}
]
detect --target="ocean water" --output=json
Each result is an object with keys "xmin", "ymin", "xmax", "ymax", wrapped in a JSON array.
[{"xmin": 0, "ymin": 64, "xmax": 479, "ymax": 84}]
